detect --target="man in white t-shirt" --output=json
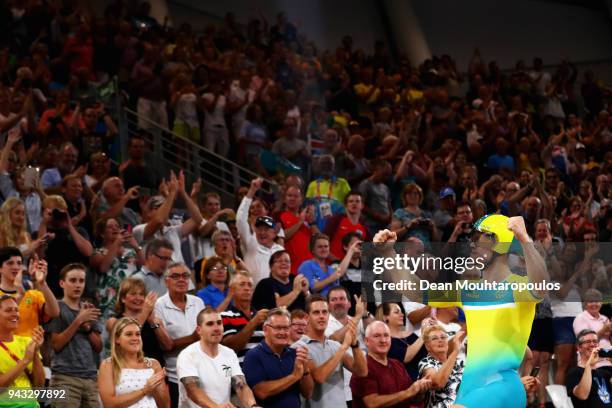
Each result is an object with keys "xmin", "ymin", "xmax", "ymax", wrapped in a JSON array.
[
  {"xmin": 189, "ymin": 192, "xmax": 232, "ymax": 266},
  {"xmin": 177, "ymin": 307, "xmax": 261, "ymax": 408},
  {"xmin": 324, "ymin": 286, "xmax": 372, "ymax": 404},
  {"xmin": 132, "ymin": 171, "xmax": 203, "ymax": 265},
  {"xmin": 237, "ymin": 178, "xmax": 284, "ymax": 285},
  {"xmin": 201, "ymin": 82, "xmax": 229, "ymax": 156}
]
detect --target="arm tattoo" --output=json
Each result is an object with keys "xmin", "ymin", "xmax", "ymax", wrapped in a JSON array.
[
  {"xmin": 231, "ymin": 375, "xmax": 246, "ymax": 392},
  {"xmin": 181, "ymin": 376, "xmax": 201, "ymax": 387}
]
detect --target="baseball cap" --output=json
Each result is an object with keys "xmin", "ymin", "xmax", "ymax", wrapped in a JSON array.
[
  {"xmin": 439, "ymin": 187, "xmax": 456, "ymax": 199},
  {"xmin": 255, "ymin": 216, "xmax": 275, "ymax": 229},
  {"xmin": 147, "ymin": 195, "xmax": 166, "ymax": 209}
]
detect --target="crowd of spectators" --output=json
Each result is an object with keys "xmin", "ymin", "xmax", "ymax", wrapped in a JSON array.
[{"xmin": 0, "ymin": 1, "xmax": 610, "ymax": 407}]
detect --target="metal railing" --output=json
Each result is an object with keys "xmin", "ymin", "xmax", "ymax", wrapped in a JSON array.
[{"xmin": 117, "ymin": 106, "xmax": 276, "ymax": 206}]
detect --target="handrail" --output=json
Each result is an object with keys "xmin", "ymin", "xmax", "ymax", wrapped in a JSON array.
[{"xmin": 120, "ymin": 107, "xmax": 277, "ymax": 205}]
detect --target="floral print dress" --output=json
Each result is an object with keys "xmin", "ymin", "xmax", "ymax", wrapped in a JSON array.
[
  {"xmin": 418, "ymin": 354, "xmax": 465, "ymax": 408},
  {"xmin": 94, "ymin": 247, "xmax": 140, "ymax": 318}
]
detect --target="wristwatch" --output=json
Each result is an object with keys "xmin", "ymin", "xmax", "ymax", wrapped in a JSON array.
[
  {"xmin": 149, "ymin": 323, "xmax": 161, "ymax": 330},
  {"xmin": 351, "ymin": 340, "xmax": 360, "ymax": 348}
]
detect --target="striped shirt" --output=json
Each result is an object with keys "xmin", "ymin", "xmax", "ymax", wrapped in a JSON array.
[{"xmin": 220, "ymin": 305, "xmax": 264, "ymax": 364}]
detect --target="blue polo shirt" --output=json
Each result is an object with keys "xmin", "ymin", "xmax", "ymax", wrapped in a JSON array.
[
  {"xmin": 196, "ymin": 284, "xmax": 227, "ymax": 309},
  {"xmin": 298, "ymin": 259, "xmax": 338, "ymax": 297},
  {"xmin": 243, "ymin": 340, "xmax": 300, "ymax": 408}
]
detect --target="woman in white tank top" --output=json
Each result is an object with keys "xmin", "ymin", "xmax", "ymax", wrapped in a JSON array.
[{"xmin": 98, "ymin": 317, "xmax": 169, "ymax": 407}]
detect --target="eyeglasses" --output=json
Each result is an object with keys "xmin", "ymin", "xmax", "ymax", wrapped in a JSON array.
[
  {"xmin": 211, "ymin": 266, "xmax": 228, "ymax": 272},
  {"xmin": 291, "ymin": 322, "xmax": 308, "ymax": 328},
  {"xmin": 153, "ymin": 253, "xmax": 172, "ymax": 262},
  {"xmin": 167, "ymin": 273, "xmax": 191, "ymax": 280},
  {"xmin": 428, "ymin": 335, "xmax": 449, "ymax": 342},
  {"xmin": 266, "ymin": 324, "xmax": 291, "ymax": 332},
  {"xmin": 579, "ymin": 339, "xmax": 599, "ymax": 345}
]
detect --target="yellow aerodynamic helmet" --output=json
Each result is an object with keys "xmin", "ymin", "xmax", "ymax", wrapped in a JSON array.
[{"xmin": 473, "ymin": 214, "xmax": 517, "ymax": 254}]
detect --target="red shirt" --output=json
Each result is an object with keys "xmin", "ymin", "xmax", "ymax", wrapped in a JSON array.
[
  {"xmin": 279, "ymin": 211, "xmax": 312, "ymax": 275},
  {"xmin": 350, "ymin": 355, "xmax": 421, "ymax": 408},
  {"xmin": 326, "ymin": 215, "xmax": 368, "ymax": 260}
]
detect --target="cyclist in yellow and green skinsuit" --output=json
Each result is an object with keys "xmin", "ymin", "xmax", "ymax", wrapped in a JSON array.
[{"xmin": 373, "ymin": 215, "xmax": 548, "ymax": 408}]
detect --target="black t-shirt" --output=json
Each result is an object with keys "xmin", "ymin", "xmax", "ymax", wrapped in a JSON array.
[
  {"xmin": 45, "ymin": 227, "xmax": 91, "ymax": 298},
  {"xmin": 252, "ymin": 276, "xmax": 306, "ymax": 312},
  {"xmin": 565, "ymin": 366, "xmax": 612, "ymax": 408}
]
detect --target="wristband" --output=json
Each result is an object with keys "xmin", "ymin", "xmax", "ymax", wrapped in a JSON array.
[{"xmin": 351, "ymin": 340, "xmax": 360, "ymax": 349}]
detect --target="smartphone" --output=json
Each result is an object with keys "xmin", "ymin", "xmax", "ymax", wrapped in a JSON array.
[
  {"xmin": 530, "ymin": 366, "xmax": 540, "ymax": 377},
  {"xmin": 23, "ymin": 166, "xmax": 40, "ymax": 189}
]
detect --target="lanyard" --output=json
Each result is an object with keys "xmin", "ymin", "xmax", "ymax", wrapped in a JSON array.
[
  {"xmin": 316, "ymin": 180, "xmax": 334, "ymax": 201},
  {"xmin": 0, "ymin": 341, "xmax": 21, "ymax": 364}
]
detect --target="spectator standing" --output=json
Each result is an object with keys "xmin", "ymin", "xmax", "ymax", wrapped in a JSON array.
[
  {"xmin": 350, "ymin": 321, "xmax": 432, "ymax": 408},
  {"xmin": 90, "ymin": 217, "xmax": 144, "ymax": 318},
  {"xmin": 278, "ymin": 185, "xmax": 317, "ymax": 275},
  {"xmin": 565, "ymin": 329, "xmax": 612, "ymax": 408},
  {"xmin": 292, "ymin": 295, "xmax": 368, "ymax": 408},
  {"xmin": 106, "ymin": 278, "xmax": 172, "ymax": 367},
  {"xmin": 196, "ymin": 256, "xmax": 233, "ymax": 312},
  {"xmin": 0, "ymin": 296, "xmax": 45, "ymax": 405},
  {"xmin": 201, "ymin": 81, "xmax": 230, "ymax": 156},
  {"xmin": 154, "ymin": 262, "xmax": 205, "ymax": 408},
  {"xmin": 298, "ymin": 234, "xmax": 342, "ymax": 297},
  {"xmin": 237, "ymin": 178, "xmax": 284, "ymax": 286},
  {"xmin": 0, "ymin": 248, "xmax": 59, "ymax": 336},
  {"xmin": 359, "ymin": 159, "xmax": 393, "ymax": 235},
  {"xmin": 324, "ymin": 191, "xmax": 367, "ymax": 261},
  {"xmin": 46, "ymin": 263, "xmax": 103, "ymax": 408},
  {"xmin": 252, "ymin": 250, "xmax": 309, "ymax": 311},
  {"xmin": 418, "ymin": 325, "xmax": 466, "ymax": 408},
  {"xmin": 132, "ymin": 238, "xmax": 174, "ymax": 297}
]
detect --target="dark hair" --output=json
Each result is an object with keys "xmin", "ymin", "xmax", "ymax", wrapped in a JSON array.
[
  {"xmin": 326, "ymin": 286, "xmax": 350, "ymax": 303},
  {"xmin": 309, "ymin": 233, "xmax": 330, "ymax": 253},
  {"xmin": 203, "ymin": 256, "xmax": 230, "ymax": 286},
  {"xmin": 344, "ymin": 190, "xmax": 363, "ymax": 204},
  {"xmin": 0, "ymin": 294, "xmax": 17, "ymax": 308},
  {"xmin": 375, "ymin": 302, "xmax": 400, "ymax": 323},
  {"xmin": 341, "ymin": 231, "xmax": 362, "ymax": 249},
  {"xmin": 0, "ymin": 247, "xmax": 22, "ymax": 267},
  {"xmin": 305, "ymin": 294, "xmax": 327, "ymax": 313},
  {"xmin": 196, "ymin": 306, "xmax": 220, "ymax": 326},
  {"xmin": 145, "ymin": 238, "xmax": 174, "ymax": 258},
  {"xmin": 455, "ymin": 201, "xmax": 471, "ymax": 212},
  {"xmin": 59, "ymin": 263, "xmax": 87, "ymax": 280},
  {"xmin": 268, "ymin": 250, "xmax": 290, "ymax": 268}
]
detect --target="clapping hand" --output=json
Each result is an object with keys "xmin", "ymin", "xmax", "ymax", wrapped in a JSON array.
[
  {"xmin": 24, "ymin": 326, "xmax": 44, "ymax": 363},
  {"xmin": 143, "ymin": 368, "xmax": 166, "ymax": 395}
]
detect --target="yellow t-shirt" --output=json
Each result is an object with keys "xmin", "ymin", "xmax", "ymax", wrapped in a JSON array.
[
  {"xmin": 0, "ymin": 290, "xmax": 46, "ymax": 337},
  {"xmin": 305, "ymin": 178, "xmax": 351, "ymax": 204},
  {"xmin": 0, "ymin": 335, "xmax": 39, "ymax": 407}
]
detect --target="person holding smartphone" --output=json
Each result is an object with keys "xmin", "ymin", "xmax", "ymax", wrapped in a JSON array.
[{"xmin": 565, "ymin": 329, "xmax": 612, "ymax": 408}]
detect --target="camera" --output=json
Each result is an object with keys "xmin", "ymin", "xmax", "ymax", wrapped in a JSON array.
[
  {"xmin": 599, "ymin": 349, "xmax": 612, "ymax": 358},
  {"xmin": 52, "ymin": 209, "xmax": 68, "ymax": 221}
]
